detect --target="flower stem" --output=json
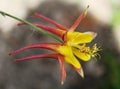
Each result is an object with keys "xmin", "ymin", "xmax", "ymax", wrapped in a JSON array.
[{"xmin": 0, "ymin": 11, "xmax": 62, "ymax": 42}]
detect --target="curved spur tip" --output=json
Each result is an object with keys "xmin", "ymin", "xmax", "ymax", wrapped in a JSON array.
[{"xmin": 8, "ymin": 52, "xmax": 12, "ymax": 56}]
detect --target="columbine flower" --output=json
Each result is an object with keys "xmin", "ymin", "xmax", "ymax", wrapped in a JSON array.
[{"xmin": 7, "ymin": 6, "xmax": 100, "ymax": 84}]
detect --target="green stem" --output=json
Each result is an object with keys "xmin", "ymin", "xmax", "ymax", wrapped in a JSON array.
[{"xmin": 0, "ymin": 11, "xmax": 62, "ymax": 43}]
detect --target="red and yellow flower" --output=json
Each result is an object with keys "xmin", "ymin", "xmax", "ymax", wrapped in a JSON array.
[{"xmin": 9, "ymin": 6, "xmax": 100, "ymax": 84}]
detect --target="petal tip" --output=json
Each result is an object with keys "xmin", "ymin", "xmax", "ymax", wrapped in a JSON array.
[
  {"xmin": 80, "ymin": 69, "xmax": 84, "ymax": 78},
  {"xmin": 61, "ymin": 81, "xmax": 64, "ymax": 85},
  {"xmin": 14, "ymin": 59, "xmax": 17, "ymax": 62},
  {"xmin": 8, "ymin": 52, "xmax": 12, "ymax": 56},
  {"xmin": 83, "ymin": 5, "xmax": 89, "ymax": 17},
  {"xmin": 77, "ymin": 68, "xmax": 84, "ymax": 78},
  {"xmin": 32, "ymin": 13, "xmax": 38, "ymax": 17},
  {"xmin": 85, "ymin": 32, "xmax": 97, "ymax": 39},
  {"xmin": 92, "ymin": 32, "xmax": 97, "ymax": 38},
  {"xmin": 17, "ymin": 22, "xmax": 25, "ymax": 26}
]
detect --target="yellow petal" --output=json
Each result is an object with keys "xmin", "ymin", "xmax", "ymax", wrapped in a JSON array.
[
  {"xmin": 65, "ymin": 55, "xmax": 81, "ymax": 68},
  {"xmin": 57, "ymin": 46, "xmax": 80, "ymax": 68},
  {"xmin": 67, "ymin": 32, "xmax": 93, "ymax": 45},
  {"xmin": 73, "ymin": 48, "xmax": 91, "ymax": 61}
]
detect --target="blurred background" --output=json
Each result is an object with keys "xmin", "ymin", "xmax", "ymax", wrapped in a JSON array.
[{"xmin": 0, "ymin": 0, "xmax": 120, "ymax": 89}]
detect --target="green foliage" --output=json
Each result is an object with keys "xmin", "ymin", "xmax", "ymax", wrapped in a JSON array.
[
  {"xmin": 111, "ymin": 9, "xmax": 120, "ymax": 27},
  {"xmin": 96, "ymin": 49, "xmax": 120, "ymax": 89}
]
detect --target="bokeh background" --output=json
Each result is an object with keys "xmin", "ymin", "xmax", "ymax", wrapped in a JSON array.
[{"xmin": 0, "ymin": 0, "xmax": 120, "ymax": 89}]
